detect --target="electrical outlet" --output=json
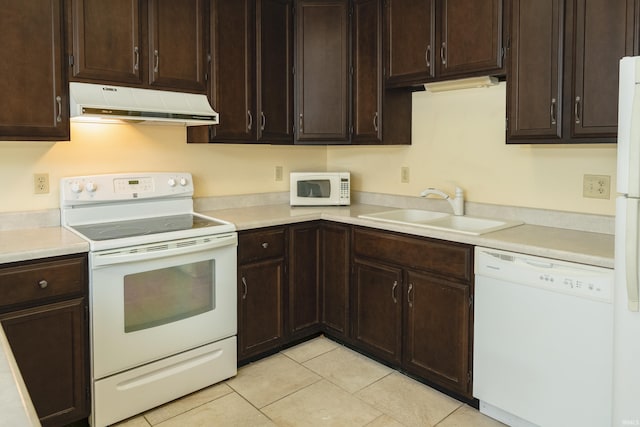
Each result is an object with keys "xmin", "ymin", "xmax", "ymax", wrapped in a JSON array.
[
  {"xmin": 583, "ymin": 174, "xmax": 611, "ymax": 199},
  {"xmin": 275, "ymin": 166, "xmax": 283, "ymax": 182},
  {"xmin": 34, "ymin": 173, "xmax": 49, "ymax": 194},
  {"xmin": 401, "ymin": 166, "xmax": 410, "ymax": 183}
]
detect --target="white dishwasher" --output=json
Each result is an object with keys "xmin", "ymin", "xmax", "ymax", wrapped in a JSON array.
[{"xmin": 473, "ymin": 247, "xmax": 613, "ymax": 427}]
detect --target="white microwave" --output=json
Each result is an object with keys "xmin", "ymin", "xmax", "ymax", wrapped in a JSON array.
[{"xmin": 290, "ymin": 172, "xmax": 350, "ymax": 206}]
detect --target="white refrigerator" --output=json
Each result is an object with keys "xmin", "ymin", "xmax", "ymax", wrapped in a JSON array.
[{"xmin": 614, "ymin": 55, "xmax": 640, "ymax": 426}]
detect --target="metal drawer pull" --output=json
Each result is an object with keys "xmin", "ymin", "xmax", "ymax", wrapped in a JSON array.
[
  {"xmin": 440, "ymin": 42, "xmax": 446, "ymax": 65},
  {"xmin": 55, "ymin": 96, "xmax": 62, "ymax": 123},
  {"xmin": 153, "ymin": 49, "xmax": 159, "ymax": 73},
  {"xmin": 550, "ymin": 98, "xmax": 557, "ymax": 125},
  {"xmin": 425, "ymin": 44, "xmax": 431, "ymax": 68},
  {"xmin": 407, "ymin": 283, "xmax": 414, "ymax": 307},
  {"xmin": 299, "ymin": 113, "xmax": 304, "ymax": 133},
  {"xmin": 247, "ymin": 110, "xmax": 253, "ymax": 131},
  {"xmin": 391, "ymin": 280, "xmax": 398, "ymax": 303},
  {"xmin": 241, "ymin": 277, "xmax": 248, "ymax": 299},
  {"xmin": 38, "ymin": 280, "xmax": 48, "ymax": 289},
  {"xmin": 261, "ymin": 112, "xmax": 266, "ymax": 131},
  {"xmin": 373, "ymin": 112, "xmax": 379, "ymax": 132},
  {"xmin": 133, "ymin": 46, "xmax": 139, "ymax": 71},
  {"xmin": 261, "ymin": 242, "xmax": 269, "ymax": 249},
  {"xmin": 575, "ymin": 96, "xmax": 582, "ymax": 124}
]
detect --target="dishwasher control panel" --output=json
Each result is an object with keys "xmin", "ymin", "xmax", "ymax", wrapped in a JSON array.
[{"xmin": 475, "ymin": 247, "xmax": 613, "ymax": 303}]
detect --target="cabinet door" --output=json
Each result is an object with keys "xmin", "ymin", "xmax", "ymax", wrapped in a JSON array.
[
  {"xmin": 0, "ymin": 0, "xmax": 68, "ymax": 141},
  {"xmin": 295, "ymin": 0, "xmax": 350, "ymax": 143},
  {"xmin": 438, "ymin": 0, "xmax": 503, "ymax": 78},
  {"xmin": 148, "ymin": 0, "xmax": 207, "ymax": 93},
  {"xmin": 289, "ymin": 223, "xmax": 321, "ymax": 337},
  {"xmin": 209, "ymin": 0, "xmax": 256, "ymax": 141},
  {"xmin": 1, "ymin": 299, "xmax": 88, "ymax": 426},
  {"xmin": 352, "ymin": 0, "xmax": 383, "ymax": 143},
  {"xmin": 69, "ymin": 0, "xmax": 142, "ymax": 85},
  {"xmin": 404, "ymin": 269, "xmax": 471, "ymax": 397},
  {"xmin": 321, "ymin": 223, "xmax": 350, "ymax": 339},
  {"xmin": 507, "ymin": 0, "xmax": 563, "ymax": 141},
  {"xmin": 385, "ymin": 0, "xmax": 435, "ymax": 87},
  {"xmin": 238, "ymin": 259, "xmax": 285, "ymax": 361},
  {"xmin": 570, "ymin": 0, "xmax": 636, "ymax": 139},
  {"xmin": 258, "ymin": 0, "xmax": 294, "ymax": 143},
  {"xmin": 352, "ymin": 258, "xmax": 402, "ymax": 365}
]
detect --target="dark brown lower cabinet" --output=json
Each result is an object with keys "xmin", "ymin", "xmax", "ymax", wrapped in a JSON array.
[
  {"xmin": 238, "ymin": 222, "xmax": 474, "ymax": 401},
  {"xmin": 1, "ymin": 299, "xmax": 87, "ymax": 427},
  {"xmin": 237, "ymin": 227, "xmax": 287, "ymax": 362},
  {"xmin": 352, "ymin": 258, "xmax": 403, "ymax": 364},
  {"xmin": 0, "ymin": 254, "xmax": 89, "ymax": 427},
  {"xmin": 320, "ymin": 223, "xmax": 351, "ymax": 339},
  {"xmin": 288, "ymin": 222, "xmax": 321, "ymax": 339},
  {"xmin": 404, "ymin": 269, "xmax": 471, "ymax": 397},
  {"xmin": 351, "ymin": 226, "xmax": 474, "ymax": 399}
]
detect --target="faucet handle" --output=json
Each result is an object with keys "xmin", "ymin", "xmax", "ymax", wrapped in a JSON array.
[{"xmin": 454, "ymin": 186, "xmax": 464, "ymax": 198}]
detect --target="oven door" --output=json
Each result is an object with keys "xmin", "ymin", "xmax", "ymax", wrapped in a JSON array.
[{"xmin": 90, "ymin": 232, "xmax": 237, "ymax": 379}]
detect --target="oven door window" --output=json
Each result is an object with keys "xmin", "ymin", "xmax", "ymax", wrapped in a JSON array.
[
  {"xmin": 297, "ymin": 180, "xmax": 331, "ymax": 198},
  {"xmin": 123, "ymin": 260, "xmax": 215, "ymax": 333}
]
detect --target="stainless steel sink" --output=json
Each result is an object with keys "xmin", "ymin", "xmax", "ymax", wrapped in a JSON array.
[{"xmin": 358, "ymin": 209, "xmax": 522, "ymax": 235}]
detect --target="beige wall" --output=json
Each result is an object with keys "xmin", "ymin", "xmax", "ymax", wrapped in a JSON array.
[
  {"xmin": 0, "ymin": 82, "xmax": 617, "ymax": 215},
  {"xmin": 328, "ymin": 82, "xmax": 617, "ymax": 216},
  {"xmin": 0, "ymin": 124, "xmax": 325, "ymax": 213}
]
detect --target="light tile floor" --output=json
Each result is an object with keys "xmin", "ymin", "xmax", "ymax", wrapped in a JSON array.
[{"xmin": 114, "ymin": 336, "xmax": 505, "ymax": 427}]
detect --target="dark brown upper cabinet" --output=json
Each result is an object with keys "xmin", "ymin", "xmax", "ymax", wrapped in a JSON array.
[
  {"xmin": 507, "ymin": 0, "xmax": 638, "ymax": 144},
  {"xmin": 385, "ymin": 0, "xmax": 504, "ymax": 88},
  {"xmin": 295, "ymin": 0, "xmax": 351, "ymax": 143},
  {"xmin": 188, "ymin": 0, "xmax": 293, "ymax": 144},
  {"xmin": 0, "ymin": 0, "xmax": 69, "ymax": 141},
  {"xmin": 295, "ymin": 0, "xmax": 411, "ymax": 145},
  {"xmin": 68, "ymin": 0, "xmax": 208, "ymax": 93}
]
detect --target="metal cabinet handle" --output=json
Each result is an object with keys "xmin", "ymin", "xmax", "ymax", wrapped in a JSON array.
[
  {"xmin": 133, "ymin": 46, "xmax": 139, "ymax": 71},
  {"xmin": 550, "ymin": 98, "xmax": 557, "ymax": 125},
  {"xmin": 407, "ymin": 283, "xmax": 414, "ymax": 307},
  {"xmin": 391, "ymin": 280, "xmax": 398, "ymax": 303},
  {"xmin": 299, "ymin": 113, "xmax": 304, "ymax": 133},
  {"xmin": 373, "ymin": 112, "xmax": 379, "ymax": 132},
  {"xmin": 440, "ymin": 42, "xmax": 446, "ymax": 65},
  {"xmin": 425, "ymin": 44, "xmax": 431, "ymax": 69},
  {"xmin": 261, "ymin": 112, "xmax": 266, "ymax": 131},
  {"xmin": 38, "ymin": 280, "xmax": 48, "ymax": 289},
  {"xmin": 247, "ymin": 110, "xmax": 253, "ymax": 131},
  {"xmin": 55, "ymin": 96, "xmax": 62, "ymax": 123},
  {"xmin": 241, "ymin": 277, "xmax": 248, "ymax": 299},
  {"xmin": 261, "ymin": 242, "xmax": 269, "ymax": 249},
  {"xmin": 575, "ymin": 96, "xmax": 582, "ymax": 124},
  {"xmin": 153, "ymin": 49, "xmax": 159, "ymax": 73}
]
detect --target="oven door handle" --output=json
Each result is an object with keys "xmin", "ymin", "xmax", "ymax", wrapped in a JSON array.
[{"xmin": 91, "ymin": 233, "xmax": 237, "ymax": 267}]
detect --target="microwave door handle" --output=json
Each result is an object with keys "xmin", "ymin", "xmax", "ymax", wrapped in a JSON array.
[{"xmin": 91, "ymin": 234, "xmax": 237, "ymax": 267}]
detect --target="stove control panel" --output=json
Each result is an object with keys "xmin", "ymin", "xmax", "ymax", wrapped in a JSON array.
[{"xmin": 60, "ymin": 172, "xmax": 194, "ymax": 205}]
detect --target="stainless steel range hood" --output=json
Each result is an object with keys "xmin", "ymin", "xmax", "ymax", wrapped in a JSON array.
[{"xmin": 69, "ymin": 82, "xmax": 218, "ymax": 126}]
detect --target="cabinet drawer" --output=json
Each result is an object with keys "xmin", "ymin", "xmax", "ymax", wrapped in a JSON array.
[
  {"xmin": 238, "ymin": 227, "xmax": 286, "ymax": 264},
  {"xmin": 0, "ymin": 255, "xmax": 87, "ymax": 309},
  {"xmin": 353, "ymin": 227, "xmax": 472, "ymax": 281}
]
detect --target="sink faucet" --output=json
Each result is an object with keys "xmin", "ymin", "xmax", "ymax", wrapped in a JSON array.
[{"xmin": 420, "ymin": 186, "xmax": 464, "ymax": 216}]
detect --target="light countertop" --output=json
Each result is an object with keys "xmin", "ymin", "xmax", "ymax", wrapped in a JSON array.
[
  {"xmin": 0, "ymin": 227, "xmax": 89, "ymax": 265},
  {"xmin": 202, "ymin": 203, "xmax": 615, "ymax": 268}
]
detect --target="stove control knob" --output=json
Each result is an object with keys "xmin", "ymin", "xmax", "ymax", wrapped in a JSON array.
[
  {"xmin": 70, "ymin": 181, "xmax": 83, "ymax": 194},
  {"xmin": 85, "ymin": 181, "xmax": 97, "ymax": 192},
  {"xmin": 168, "ymin": 178, "xmax": 177, "ymax": 187},
  {"xmin": 179, "ymin": 177, "xmax": 188, "ymax": 186}
]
